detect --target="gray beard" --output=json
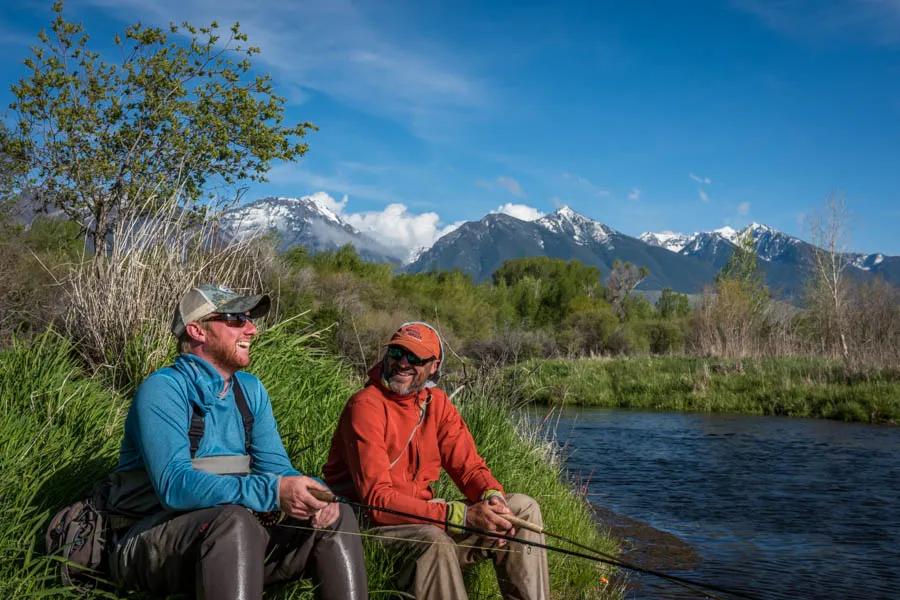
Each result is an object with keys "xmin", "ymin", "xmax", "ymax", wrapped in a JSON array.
[{"xmin": 383, "ymin": 356, "xmax": 427, "ymax": 395}]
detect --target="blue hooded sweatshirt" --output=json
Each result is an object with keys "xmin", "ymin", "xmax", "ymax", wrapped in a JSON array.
[{"xmin": 117, "ymin": 353, "xmax": 300, "ymax": 512}]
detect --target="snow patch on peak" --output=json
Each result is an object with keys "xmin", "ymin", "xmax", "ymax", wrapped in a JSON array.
[
  {"xmin": 305, "ymin": 191, "xmax": 345, "ymax": 224},
  {"xmin": 640, "ymin": 231, "xmax": 692, "ymax": 253},
  {"xmin": 713, "ymin": 226, "xmax": 739, "ymax": 242},
  {"xmin": 537, "ymin": 206, "xmax": 613, "ymax": 245},
  {"xmin": 852, "ymin": 253, "xmax": 885, "ymax": 271}
]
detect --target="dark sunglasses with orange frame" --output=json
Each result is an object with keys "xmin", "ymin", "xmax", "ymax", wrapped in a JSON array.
[{"xmin": 386, "ymin": 345, "xmax": 432, "ymax": 366}]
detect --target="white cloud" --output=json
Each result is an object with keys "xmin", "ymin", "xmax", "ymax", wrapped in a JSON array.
[
  {"xmin": 491, "ymin": 203, "xmax": 543, "ymax": 221},
  {"xmin": 738, "ymin": 201, "xmax": 751, "ymax": 215},
  {"xmin": 496, "ymin": 176, "xmax": 524, "ymax": 197},
  {"xmin": 628, "ymin": 188, "xmax": 641, "ymax": 201},
  {"xmin": 312, "ymin": 191, "xmax": 348, "ymax": 215},
  {"xmin": 689, "ymin": 173, "xmax": 712, "ymax": 185},
  {"xmin": 699, "ymin": 189, "xmax": 710, "ymax": 203},
  {"xmin": 336, "ymin": 200, "xmax": 462, "ymax": 258}
]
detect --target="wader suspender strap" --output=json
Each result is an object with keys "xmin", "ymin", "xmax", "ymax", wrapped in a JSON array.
[{"xmin": 188, "ymin": 379, "xmax": 254, "ymax": 458}]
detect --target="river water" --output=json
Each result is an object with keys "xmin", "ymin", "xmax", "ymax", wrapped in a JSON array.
[{"xmin": 543, "ymin": 408, "xmax": 900, "ymax": 599}]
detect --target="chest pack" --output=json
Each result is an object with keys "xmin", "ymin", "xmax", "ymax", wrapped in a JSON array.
[{"xmin": 45, "ymin": 379, "xmax": 253, "ymax": 590}]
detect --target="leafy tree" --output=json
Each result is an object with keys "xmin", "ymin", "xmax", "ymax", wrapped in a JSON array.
[
  {"xmin": 606, "ymin": 260, "xmax": 649, "ymax": 319},
  {"xmin": 2, "ymin": 2, "xmax": 314, "ymax": 252},
  {"xmin": 716, "ymin": 233, "xmax": 769, "ymax": 312},
  {"xmin": 656, "ymin": 288, "xmax": 690, "ymax": 319},
  {"xmin": 493, "ymin": 257, "xmax": 604, "ymax": 327}
]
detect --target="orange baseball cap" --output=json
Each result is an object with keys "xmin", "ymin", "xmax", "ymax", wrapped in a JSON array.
[{"xmin": 387, "ymin": 322, "xmax": 442, "ymax": 361}]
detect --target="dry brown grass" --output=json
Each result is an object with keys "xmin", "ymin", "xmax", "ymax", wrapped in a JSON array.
[{"xmin": 62, "ymin": 194, "xmax": 274, "ymax": 389}]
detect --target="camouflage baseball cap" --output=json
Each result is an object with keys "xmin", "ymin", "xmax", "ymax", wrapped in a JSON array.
[{"xmin": 171, "ymin": 284, "xmax": 271, "ymax": 337}]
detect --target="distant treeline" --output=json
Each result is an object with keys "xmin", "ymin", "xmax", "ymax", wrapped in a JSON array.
[{"xmin": 3, "ymin": 213, "xmax": 898, "ymax": 374}]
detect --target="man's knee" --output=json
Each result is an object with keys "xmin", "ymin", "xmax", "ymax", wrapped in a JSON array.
[
  {"xmin": 505, "ymin": 493, "xmax": 543, "ymax": 523},
  {"xmin": 204, "ymin": 504, "xmax": 267, "ymax": 548},
  {"xmin": 331, "ymin": 504, "xmax": 360, "ymax": 533}
]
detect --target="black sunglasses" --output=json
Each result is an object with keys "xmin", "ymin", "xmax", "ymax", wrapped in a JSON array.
[
  {"xmin": 204, "ymin": 313, "xmax": 254, "ymax": 327},
  {"xmin": 387, "ymin": 346, "xmax": 431, "ymax": 366}
]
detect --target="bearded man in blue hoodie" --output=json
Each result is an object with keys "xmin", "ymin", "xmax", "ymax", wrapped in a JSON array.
[{"xmin": 107, "ymin": 285, "xmax": 367, "ymax": 600}]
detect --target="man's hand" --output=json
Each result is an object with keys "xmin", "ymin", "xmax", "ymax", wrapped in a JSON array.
[
  {"xmin": 466, "ymin": 497, "xmax": 515, "ymax": 546},
  {"xmin": 278, "ymin": 476, "xmax": 330, "ymax": 520},
  {"xmin": 311, "ymin": 502, "xmax": 341, "ymax": 529}
]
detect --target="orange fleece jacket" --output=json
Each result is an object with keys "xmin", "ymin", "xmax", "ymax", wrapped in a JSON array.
[{"xmin": 323, "ymin": 365, "xmax": 504, "ymax": 528}]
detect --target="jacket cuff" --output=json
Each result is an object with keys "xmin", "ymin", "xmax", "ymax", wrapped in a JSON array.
[
  {"xmin": 446, "ymin": 500, "xmax": 467, "ymax": 531},
  {"xmin": 482, "ymin": 489, "xmax": 505, "ymax": 502}
]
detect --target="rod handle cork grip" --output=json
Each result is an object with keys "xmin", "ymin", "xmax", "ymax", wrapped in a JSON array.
[
  {"xmin": 309, "ymin": 488, "xmax": 337, "ymax": 503},
  {"xmin": 502, "ymin": 513, "xmax": 545, "ymax": 534}
]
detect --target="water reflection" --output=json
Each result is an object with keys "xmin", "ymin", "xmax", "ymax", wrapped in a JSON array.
[{"xmin": 539, "ymin": 408, "xmax": 900, "ymax": 599}]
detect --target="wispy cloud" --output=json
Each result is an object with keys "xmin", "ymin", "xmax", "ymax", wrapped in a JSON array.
[
  {"xmin": 628, "ymin": 188, "xmax": 641, "ymax": 201},
  {"xmin": 79, "ymin": 0, "xmax": 489, "ymax": 140},
  {"xmin": 265, "ymin": 163, "xmax": 406, "ymax": 206},
  {"xmin": 562, "ymin": 172, "xmax": 611, "ymax": 199},
  {"xmin": 733, "ymin": 0, "xmax": 900, "ymax": 46},
  {"xmin": 491, "ymin": 203, "xmax": 543, "ymax": 221},
  {"xmin": 738, "ymin": 201, "xmax": 751, "ymax": 215},
  {"xmin": 689, "ymin": 173, "xmax": 712, "ymax": 185},
  {"xmin": 478, "ymin": 176, "xmax": 525, "ymax": 197},
  {"xmin": 699, "ymin": 189, "xmax": 710, "ymax": 203}
]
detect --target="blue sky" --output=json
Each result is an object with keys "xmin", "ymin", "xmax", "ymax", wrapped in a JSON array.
[{"xmin": 2, "ymin": 0, "xmax": 899, "ymax": 255}]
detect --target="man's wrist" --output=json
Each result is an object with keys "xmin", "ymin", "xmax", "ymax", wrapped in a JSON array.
[
  {"xmin": 446, "ymin": 500, "xmax": 467, "ymax": 530},
  {"xmin": 482, "ymin": 489, "xmax": 505, "ymax": 503}
]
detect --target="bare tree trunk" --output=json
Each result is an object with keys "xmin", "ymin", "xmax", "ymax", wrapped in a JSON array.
[{"xmin": 808, "ymin": 194, "xmax": 852, "ymax": 365}]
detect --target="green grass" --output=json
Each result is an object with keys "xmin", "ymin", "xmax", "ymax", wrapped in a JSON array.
[
  {"xmin": 0, "ymin": 324, "xmax": 620, "ymax": 599},
  {"xmin": 508, "ymin": 356, "xmax": 900, "ymax": 424}
]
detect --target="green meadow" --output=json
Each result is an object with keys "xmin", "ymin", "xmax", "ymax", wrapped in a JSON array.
[{"xmin": 507, "ymin": 357, "xmax": 900, "ymax": 424}]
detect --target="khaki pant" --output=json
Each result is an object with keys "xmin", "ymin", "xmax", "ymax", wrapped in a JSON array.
[{"xmin": 370, "ymin": 493, "xmax": 549, "ymax": 600}]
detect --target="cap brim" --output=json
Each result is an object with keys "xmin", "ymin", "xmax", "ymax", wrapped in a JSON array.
[
  {"xmin": 387, "ymin": 339, "xmax": 436, "ymax": 360},
  {"xmin": 217, "ymin": 294, "xmax": 271, "ymax": 318}
]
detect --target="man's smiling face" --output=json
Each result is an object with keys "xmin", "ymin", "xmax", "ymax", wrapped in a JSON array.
[
  {"xmin": 383, "ymin": 345, "xmax": 436, "ymax": 396},
  {"xmin": 202, "ymin": 313, "xmax": 257, "ymax": 373}
]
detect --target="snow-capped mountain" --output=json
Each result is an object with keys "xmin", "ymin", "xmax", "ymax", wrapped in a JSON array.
[
  {"xmin": 220, "ymin": 194, "xmax": 402, "ymax": 264},
  {"xmin": 638, "ymin": 231, "xmax": 693, "ymax": 253},
  {"xmin": 219, "ymin": 195, "xmax": 898, "ymax": 296},
  {"xmin": 640, "ymin": 222, "xmax": 899, "ymax": 293},
  {"xmin": 407, "ymin": 206, "xmax": 719, "ymax": 291},
  {"xmin": 536, "ymin": 205, "xmax": 616, "ymax": 246}
]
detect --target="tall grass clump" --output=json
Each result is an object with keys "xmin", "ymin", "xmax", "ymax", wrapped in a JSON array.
[
  {"xmin": 0, "ymin": 330, "xmax": 127, "ymax": 598},
  {"xmin": 63, "ymin": 195, "xmax": 272, "ymax": 391}
]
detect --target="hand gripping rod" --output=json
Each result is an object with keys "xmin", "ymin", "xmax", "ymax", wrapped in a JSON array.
[{"xmin": 307, "ymin": 489, "xmax": 758, "ymax": 600}]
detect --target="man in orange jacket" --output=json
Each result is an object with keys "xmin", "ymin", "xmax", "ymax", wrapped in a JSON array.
[{"xmin": 324, "ymin": 322, "xmax": 549, "ymax": 600}]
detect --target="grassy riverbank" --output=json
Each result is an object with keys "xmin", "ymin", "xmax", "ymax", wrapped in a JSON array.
[
  {"xmin": 508, "ymin": 357, "xmax": 900, "ymax": 424},
  {"xmin": 0, "ymin": 327, "xmax": 620, "ymax": 599}
]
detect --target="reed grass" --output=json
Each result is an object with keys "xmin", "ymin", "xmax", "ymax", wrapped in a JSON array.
[
  {"xmin": 0, "ymin": 324, "xmax": 620, "ymax": 598},
  {"xmin": 63, "ymin": 194, "xmax": 273, "ymax": 392},
  {"xmin": 508, "ymin": 357, "xmax": 900, "ymax": 424}
]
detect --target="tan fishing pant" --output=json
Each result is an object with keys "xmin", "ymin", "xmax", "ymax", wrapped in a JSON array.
[{"xmin": 369, "ymin": 493, "xmax": 550, "ymax": 600}]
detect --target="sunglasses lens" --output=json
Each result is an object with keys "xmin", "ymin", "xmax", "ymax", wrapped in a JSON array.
[
  {"xmin": 388, "ymin": 346, "xmax": 425, "ymax": 365},
  {"xmin": 206, "ymin": 313, "xmax": 252, "ymax": 326}
]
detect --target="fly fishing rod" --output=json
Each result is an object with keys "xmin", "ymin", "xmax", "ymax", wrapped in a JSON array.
[{"xmin": 308, "ymin": 489, "xmax": 759, "ymax": 600}]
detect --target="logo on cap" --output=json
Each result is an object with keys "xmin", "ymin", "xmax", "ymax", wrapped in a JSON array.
[{"xmin": 402, "ymin": 326, "xmax": 423, "ymax": 340}]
